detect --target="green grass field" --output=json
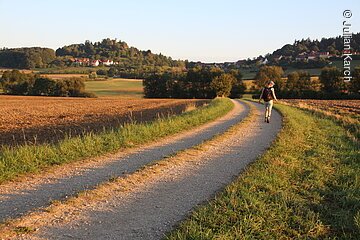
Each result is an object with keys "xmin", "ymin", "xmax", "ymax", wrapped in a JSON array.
[
  {"xmin": 168, "ymin": 103, "xmax": 360, "ymax": 239},
  {"xmin": 85, "ymin": 78, "xmax": 144, "ymax": 97}
]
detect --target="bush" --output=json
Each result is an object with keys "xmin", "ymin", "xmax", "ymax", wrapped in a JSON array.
[
  {"xmin": 30, "ymin": 77, "xmax": 57, "ymax": 96},
  {"xmin": 4, "ymin": 80, "xmax": 33, "ymax": 95},
  {"xmin": 230, "ymin": 82, "xmax": 246, "ymax": 98},
  {"xmin": 89, "ymin": 72, "xmax": 97, "ymax": 79},
  {"xmin": 62, "ymin": 78, "xmax": 86, "ymax": 96},
  {"xmin": 107, "ymin": 67, "xmax": 118, "ymax": 77},
  {"xmin": 76, "ymin": 91, "xmax": 97, "ymax": 98},
  {"xmin": 96, "ymin": 69, "xmax": 108, "ymax": 76},
  {"xmin": 210, "ymin": 73, "xmax": 235, "ymax": 97}
]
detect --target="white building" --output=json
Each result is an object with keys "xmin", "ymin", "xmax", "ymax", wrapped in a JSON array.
[{"xmin": 91, "ymin": 60, "xmax": 100, "ymax": 67}]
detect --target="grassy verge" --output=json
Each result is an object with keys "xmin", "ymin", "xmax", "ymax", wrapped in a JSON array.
[
  {"xmin": 167, "ymin": 104, "xmax": 360, "ymax": 239},
  {"xmin": 0, "ymin": 98, "xmax": 233, "ymax": 183},
  {"xmin": 302, "ymin": 107, "xmax": 359, "ymax": 143},
  {"xmin": 284, "ymin": 102, "xmax": 359, "ymax": 142}
]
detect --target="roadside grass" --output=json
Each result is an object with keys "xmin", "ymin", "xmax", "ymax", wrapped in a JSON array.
[
  {"xmin": 303, "ymin": 107, "xmax": 359, "ymax": 143},
  {"xmin": 0, "ymin": 98, "xmax": 233, "ymax": 183},
  {"xmin": 167, "ymin": 103, "xmax": 360, "ymax": 239}
]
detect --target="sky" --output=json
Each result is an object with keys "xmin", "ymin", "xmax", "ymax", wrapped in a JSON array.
[{"xmin": 0, "ymin": 0, "xmax": 359, "ymax": 62}]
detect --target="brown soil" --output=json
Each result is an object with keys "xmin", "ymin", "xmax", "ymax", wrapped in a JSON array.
[{"xmin": 0, "ymin": 96, "xmax": 209, "ymax": 146}]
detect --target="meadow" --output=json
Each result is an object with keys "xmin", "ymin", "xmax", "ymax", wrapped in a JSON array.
[
  {"xmin": 84, "ymin": 78, "xmax": 144, "ymax": 97},
  {"xmin": 38, "ymin": 73, "xmax": 144, "ymax": 98}
]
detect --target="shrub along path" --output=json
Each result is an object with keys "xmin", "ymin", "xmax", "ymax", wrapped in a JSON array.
[
  {"xmin": 8, "ymin": 101, "xmax": 282, "ymax": 239},
  {"xmin": 0, "ymin": 99, "xmax": 250, "ymax": 223}
]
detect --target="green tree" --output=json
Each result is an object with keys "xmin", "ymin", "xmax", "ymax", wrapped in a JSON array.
[
  {"xmin": 0, "ymin": 70, "xmax": 36, "ymax": 94},
  {"xmin": 255, "ymin": 66, "xmax": 284, "ymax": 90},
  {"xmin": 107, "ymin": 67, "xmax": 118, "ymax": 77},
  {"xmin": 230, "ymin": 81, "xmax": 246, "ymax": 98},
  {"xmin": 0, "ymin": 48, "xmax": 55, "ymax": 69},
  {"xmin": 349, "ymin": 67, "xmax": 360, "ymax": 94},
  {"xmin": 297, "ymin": 71, "xmax": 313, "ymax": 90},
  {"xmin": 320, "ymin": 67, "xmax": 344, "ymax": 93},
  {"xmin": 287, "ymin": 71, "xmax": 314, "ymax": 92},
  {"xmin": 64, "ymin": 78, "xmax": 86, "ymax": 96},
  {"xmin": 31, "ymin": 78, "xmax": 57, "ymax": 96},
  {"xmin": 143, "ymin": 74, "xmax": 170, "ymax": 98},
  {"xmin": 210, "ymin": 73, "xmax": 235, "ymax": 97},
  {"xmin": 228, "ymin": 69, "xmax": 245, "ymax": 98},
  {"xmin": 286, "ymin": 71, "xmax": 300, "ymax": 91},
  {"xmin": 229, "ymin": 69, "xmax": 243, "ymax": 81}
]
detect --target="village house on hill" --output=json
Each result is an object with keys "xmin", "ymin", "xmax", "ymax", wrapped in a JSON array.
[{"xmin": 70, "ymin": 58, "xmax": 117, "ymax": 66}]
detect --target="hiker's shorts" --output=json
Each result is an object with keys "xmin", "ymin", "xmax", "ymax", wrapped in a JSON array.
[{"xmin": 264, "ymin": 100, "xmax": 273, "ymax": 118}]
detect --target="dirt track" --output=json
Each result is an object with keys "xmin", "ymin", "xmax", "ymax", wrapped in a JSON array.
[{"xmin": 0, "ymin": 100, "xmax": 282, "ymax": 239}]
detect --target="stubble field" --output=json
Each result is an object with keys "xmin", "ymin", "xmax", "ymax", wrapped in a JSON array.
[{"xmin": 0, "ymin": 96, "xmax": 208, "ymax": 146}]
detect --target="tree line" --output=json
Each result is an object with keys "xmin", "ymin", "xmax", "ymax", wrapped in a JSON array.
[
  {"xmin": 0, "ymin": 48, "xmax": 56, "ymax": 69},
  {"xmin": 0, "ymin": 70, "xmax": 95, "ymax": 97},
  {"xmin": 144, "ymin": 65, "xmax": 359, "ymax": 100},
  {"xmin": 143, "ymin": 66, "xmax": 245, "ymax": 99},
  {"xmin": 269, "ymin": 33, "xmax": 360, "ymax": 60},
  {"xmin": 254, "ymin": 66, "xmax": 360, "ymax": 99},
  {"xmin": 96, "ymin": 65, "xmax": 184, "ymax": 79}
]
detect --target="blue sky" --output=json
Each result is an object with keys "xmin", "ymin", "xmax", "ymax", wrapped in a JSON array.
[{"xmin": 0, "ymin": 0, "xmax": 359, "ymax": 62}]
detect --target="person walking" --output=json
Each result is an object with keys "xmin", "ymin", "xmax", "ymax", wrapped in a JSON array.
[{"xmin": 258, "ymin": 80, "xmax": 277, "ymax": 123}]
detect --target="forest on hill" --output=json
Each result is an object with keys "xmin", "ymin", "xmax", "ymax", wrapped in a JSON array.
[
  {"xmin": 0, "ymin": 38, "xmax": 185, "ymax": 72},
  {"xmin": 269, "ymin": 32, "xmax": 360, "ymax": 58},
  {"xmin": 56, "ymin": 38, "xmax": 185, "ymax": 68},
  {"xmin": 259, "ymin": 32, "xmax": 360, "ymax": 68}
]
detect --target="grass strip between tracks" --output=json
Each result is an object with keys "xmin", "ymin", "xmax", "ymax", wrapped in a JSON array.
[
  {"xmin": 0, "ymin": 98, "xmax": 234, "ymax": 184},
  {"xmin": 167, "ymin": 103, "xmax": 360, "ymax": 240}
]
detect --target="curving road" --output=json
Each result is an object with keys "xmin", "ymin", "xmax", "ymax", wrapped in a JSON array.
[
  {"xmin": 0, "ymin": 99, "xmax": 250, "ymax": 222},
  {"xmin": 27, "ymin": 100, "xmax": 283, "ymax": 240}
]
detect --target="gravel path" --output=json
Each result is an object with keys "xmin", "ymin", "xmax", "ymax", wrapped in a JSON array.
[
  {"xmin": 31, "ymin": 101, "xmax": 282, "ymax": 240},
  {"xmin": 0, "ymin": 100, "xmax": 249, "ymax": 222}
]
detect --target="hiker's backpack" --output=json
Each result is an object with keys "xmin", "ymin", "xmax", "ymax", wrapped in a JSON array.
[{"xmin": 262, "ymin": 87, "xmax": 274, "ymax": 102}]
